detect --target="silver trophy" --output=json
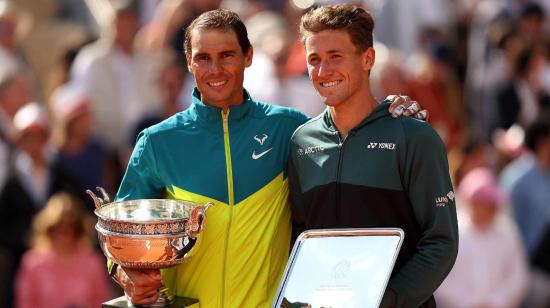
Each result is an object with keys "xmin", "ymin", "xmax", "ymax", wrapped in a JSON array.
[{"xmin": 87, "ymin": 187, "xmax": 213, "ymax": 307}]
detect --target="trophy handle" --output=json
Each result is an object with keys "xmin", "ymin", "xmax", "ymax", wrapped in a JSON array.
[
  {"xmin": 187, "ymin": 202, "xmax": 214, "ymax": 238},
  {"xmin": 169, "ymin": 201, "xmax": 214, "ymax": 259},
  {"xmin": 86, "ymin": 186, "xmax": 111, "ymax": 209},
  {"xmin": 169, "ymin": 237, "xmax": 198, "ymax": 260}
]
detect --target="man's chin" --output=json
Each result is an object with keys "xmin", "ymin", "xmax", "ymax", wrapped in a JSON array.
[
  {"xmin": 200, "ymin": 91, "xmax": 230, "ymax": 103},
  {"xmin": 321, "ymin": 97, "xmax": 343, "ymax": 107}
]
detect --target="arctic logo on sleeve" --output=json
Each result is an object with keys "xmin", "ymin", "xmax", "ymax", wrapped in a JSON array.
[{"xmin": 296, "ymin": 145, "xmax": 325, "ymax": 158}]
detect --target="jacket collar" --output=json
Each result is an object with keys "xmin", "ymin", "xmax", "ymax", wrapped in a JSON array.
[
  {"xmin": 323, "ymin": 99, "xmax": 392, "ymax": 133},
  {"xmin": 191, "ymin": 87, "xmax": 253, "ymax": 121}
]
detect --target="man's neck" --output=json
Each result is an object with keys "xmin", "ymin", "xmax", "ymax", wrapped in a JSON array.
[
  {"xmin": 201, "ymin": 93, "xmax": 245, "ymax": 111},
  {"xmin": 329, "ymin": 94, "xmax": 378, "ymax": 140}
]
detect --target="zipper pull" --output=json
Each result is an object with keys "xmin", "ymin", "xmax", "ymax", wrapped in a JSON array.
[{"xmin": 222, "ymin": 109, "xmax": 230, "ymax": 132}]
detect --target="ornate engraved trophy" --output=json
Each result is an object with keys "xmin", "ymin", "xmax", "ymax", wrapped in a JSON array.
[{"xmin": 87, "ymin": 187, "xmax": 213, "ymax": 307}]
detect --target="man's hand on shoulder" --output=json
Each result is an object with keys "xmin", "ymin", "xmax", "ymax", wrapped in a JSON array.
[
  {"xmin": 387, "ymin": 95, "xmax": 429, "ymax": 121},
  {"xmin": 115, "ymin": 266, "xmax": 163, "ymax": 305}
]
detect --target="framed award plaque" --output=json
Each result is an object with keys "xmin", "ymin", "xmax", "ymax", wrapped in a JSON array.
[{"xmin": 272, "ymin": 228, "xmax": 404, "ymax": 308}]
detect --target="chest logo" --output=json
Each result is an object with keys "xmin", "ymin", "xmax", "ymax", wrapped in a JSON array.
[
  {"xmin": 367, "ymin": 142, "xmax": 396, "ymax": 150},
  {"xmin": 254, "ymin": 134, "xmax": 268, "ymax": 145},
  {"xmin": 252, "ymin": 134, "xmax": 272, "ymax": 160},
  {"xmin": 252, "ymin": 148, "xmax": 273, "ymax": 160}
]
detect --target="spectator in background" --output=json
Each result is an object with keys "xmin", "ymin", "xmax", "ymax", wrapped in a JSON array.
[
  {"xmin": 243, "ymin": 10, "xmax": 323, "ymax": 117},
  {"xmin": 453, "ymin": 139, "xmax": 494, "ymax": 186},
  {"xmin": 0, "ymin": 1, "xmax": 28, "ymax": 73},
  {"xmin": 15, "ymin": 192, "xmax": 110, "ymax": 308},
  {"xmin": 0, "ymin": 103, "xmax": 86, "ymax": 308},
  {"xmin": 129, "ymin": 54, "xmax": 187, "ymax": 147},
  {"xmin": 138, "ymin": 0, "xmax": 222, "ymax": 57},
  {"xmin": 70, "ymin": 0, "xmax": 162, "ymax": 161},
  {"xmin": 517, "ymin": 2, "xmax": 547, "ymax": 44},
  {"xmin": 509, "ymin": 115, "xmax": 550, "ymax": 307},
  {"xmin": 406, "ymin": 27, "xmax": 464, "ymax": 151},
  {"xmin": 497, "ymin": 124, "xmax": 535, "ymax": 191},
  {"xmin": 436, "ymin": 167, "xmax": 529, "ymax": 308},
  {"xmin": 0, "ymin": 67, "xmax": 30, "ymax": 188},
  {"xmin": 371, "ymin": 43, "xmax": 410, "ymax": 100},
  {"xmin": 496, "ymin": 42, "xmax": 550, "ymax": 129},
  {"xmin": 13, "ymin": 0, "xmax": 89, "ymax": 102},
  {"xmin": 0, "ymin": 64, "xmax": 30, "ymax": 308},
  {"xmin": 50, "ymin": 84, "xmax": 116, "ymax": 201}
]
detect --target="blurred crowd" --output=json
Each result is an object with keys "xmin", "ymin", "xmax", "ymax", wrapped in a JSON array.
[{"xmin": 0, "ymin": 0, "xmax": 548, "ymax": 307}]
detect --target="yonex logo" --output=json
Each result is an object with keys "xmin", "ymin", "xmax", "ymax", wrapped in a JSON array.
[{"xmin": 367, "ymin": 142, "xmax": 396, "ymax": 150}]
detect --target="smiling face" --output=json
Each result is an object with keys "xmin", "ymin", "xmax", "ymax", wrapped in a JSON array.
[
  {"xmin": 305, "ymin": 29, "xmax": 374, "ymax": 108},
  {"xmin": 186, "ymin": 28, "xmax": 252, "ymax": 109}
]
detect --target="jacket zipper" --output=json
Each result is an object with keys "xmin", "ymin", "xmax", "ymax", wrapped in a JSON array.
[
  {"xmin": 335, "ymin": 133, "xmax": 352, "ymax": 211},
  {"xmin": 221, "ymin": 109, "xmax": 234, "ymax": 307}
]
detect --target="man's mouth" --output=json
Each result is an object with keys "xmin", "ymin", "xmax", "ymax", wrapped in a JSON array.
[
  {"xmin": 321, "ymin": 80, "xmax": 341, "ymax": 88},
  {"xmin": 208, "ymin": 80, "xmax": 228, "ymax": 87}
]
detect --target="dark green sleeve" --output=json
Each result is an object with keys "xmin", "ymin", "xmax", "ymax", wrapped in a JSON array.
[
  {"xmin": 389, "ymin": 120, "xmax": 459, "ymax": 307},
  {"xmin": 288, "ymin": 143, "xmax": 307, "ymax": 245}
]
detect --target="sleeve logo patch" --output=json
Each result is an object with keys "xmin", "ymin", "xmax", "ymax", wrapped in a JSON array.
[
  {"xmin": 435, "ymin": 191, "xmax": 455, "ymax": 207},
  {"xmin": 296, "ymin": 145, "xmax": 325, "ymax": 158}
]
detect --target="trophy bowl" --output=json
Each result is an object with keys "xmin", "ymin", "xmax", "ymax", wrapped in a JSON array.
[
  {"xmin": 87, "ymin": 187, "xmax": 213, "ymax": 306},
  {"xmin": 94, "ymin": 198, "xmax": 213, "ymax": 269}
]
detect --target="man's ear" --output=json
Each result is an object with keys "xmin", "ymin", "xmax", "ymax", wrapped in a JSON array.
[
  {"xmin": 362, "ymin": 47, "xmax": 375, "ymax": 71},
  {"xmin": 185, "ymin": 53, "xmax": 192, "ymax": 72},
  {"xmin": 244, "ymin": 46, "xmax": 253, "ymax": 68}
]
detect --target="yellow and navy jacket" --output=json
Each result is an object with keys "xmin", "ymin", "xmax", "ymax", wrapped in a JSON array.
[
  {"xmin": 289, "ymin": 101, "xmax": 458, "ymax": 308},
  {"xmin": 115, "ymin": 88, "xmax": 308, "ymax": 307}
]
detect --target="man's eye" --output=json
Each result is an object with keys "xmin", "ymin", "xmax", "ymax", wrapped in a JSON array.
[
  {"xmin": 196, "ymin": 56, "xmax": 209, "ymax": 61},
  {"xmin": 308, "ymin": 58, "xmax": 320, "ymax": 65},
  {"xmin": 221, "ymin": 53, "xmax": 233, "ymax": 58},
  {"xmin": 331, "ymin": 54, "xmax": 342, "ymax": 60}
]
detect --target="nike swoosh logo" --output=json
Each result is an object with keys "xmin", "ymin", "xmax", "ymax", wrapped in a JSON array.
[{"xmin": 252, "ymin": 148, "xmax": 273, "ymax": 160}]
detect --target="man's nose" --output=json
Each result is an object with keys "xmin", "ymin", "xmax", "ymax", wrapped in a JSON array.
[
  {"xmin": 209, "ymin": 59, "xmax": 223, "ymax": 73},
  {"xmin": 317, "ymin": 60, "xmax": 332, "ymax": 77}
]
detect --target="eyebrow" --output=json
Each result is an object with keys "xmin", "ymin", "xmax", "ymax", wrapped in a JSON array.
[
  {"xmin": 193, "ymin": 49, "xmax": 238, "ymax": 58},
  {"xmin": 220, "ymin": 50, "xmax": 237, "ymax": 55},
  {"xmin": 193, "ymin": 52, "xmax": 209, "ymax": 59},
  {"xmin": 307, "ymin": 49, "xmax": 343, "ymax": 57}
]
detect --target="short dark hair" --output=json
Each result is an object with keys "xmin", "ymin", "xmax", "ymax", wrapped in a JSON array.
[
  {"xmin": 525, "ymin": 116, "xmax": 550, "ymax": 152},
  {"xmin": 184, "ymin": 9, "xmax": 251, "ymax": 55},
  {"xmin": 300, "ymin": 4, "xmax": 374, "ymax": 53},
  {"xmin": 520, "ymin": 2, "xmax": 545, "ymax": 20}
]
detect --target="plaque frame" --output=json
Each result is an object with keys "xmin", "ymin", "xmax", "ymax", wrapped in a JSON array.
[{"xmin": 272, "ymin": 228, "xmax": 404, "ymax": 308}]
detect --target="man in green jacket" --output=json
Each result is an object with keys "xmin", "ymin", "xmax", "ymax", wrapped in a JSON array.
[{"xmin": 289, "ymin": 4, "xmax": 458, "ymax": 308}]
